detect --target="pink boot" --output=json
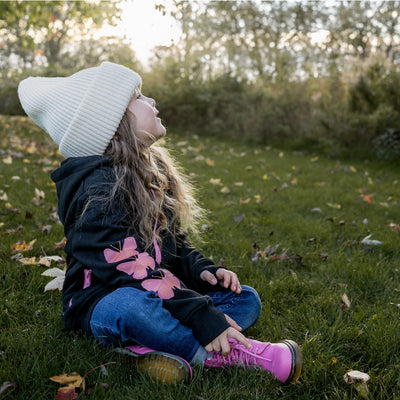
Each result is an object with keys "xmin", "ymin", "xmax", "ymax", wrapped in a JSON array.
[
  {"xmin": 117, "ymin": 345, "xmax": 193, "ymax": 384},
  {"xmin": 204, "ymin": 338, "xmax": 302, "ymax": 384}
]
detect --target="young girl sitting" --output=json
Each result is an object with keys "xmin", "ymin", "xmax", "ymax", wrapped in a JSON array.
[{"xmin": 18, "ymin": 62, "xmax": 302, "ymax": 385}]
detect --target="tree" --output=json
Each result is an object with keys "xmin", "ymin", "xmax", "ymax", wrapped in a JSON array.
[{"xmin": 0, "ymin": 1, "xmax": 121, "ymax": 71}]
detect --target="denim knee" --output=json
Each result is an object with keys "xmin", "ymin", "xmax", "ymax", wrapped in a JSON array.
[{"xmin": 206, "ymin": 285, "xmax": 261, "ymax": 331}]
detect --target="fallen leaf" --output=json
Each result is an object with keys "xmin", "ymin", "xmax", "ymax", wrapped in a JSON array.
[
  {"xmin": 0, "ymin": 224, "xmax": 23, "ymax": 235},
  {"xmin": 363, "ymin": 193, "xmax": 374, "ymax": 204},
  {"xmin": 311, "ymin": 208, "xmax": 322, "ymax": 213},
  {"xmin": 209, "ymin": 178, "xmax": 222, "ymax": 186},
  {"xmin": 205, "ymin": 158, "xmax": 214, "ymax": 166},
  {"xmin": 389, "ymin": 223, "xmax": 400, "ymax": 234},
  {"xmin": 349, "ymin": 165, "xmax": 357, "ymax": 173},
  {"xmin": 3, "ymin": 156, "xmax": 12, "ymax": 164},
  {"xmin": 56, "ymin": 386, "xmax": 78, "ymax": 400},
  {"xmin": 220, "ymin": 186, "xmax": 231, "ymax": 195},
  {"xmin": 0, "ymin": 381, "xmax": 17, "ymax": 395},
  {"xmin": 32, "ymin": 188, "xmax": 45, "ymax": 206},
  {"xmin": 234, "ymin": 182, "xmax": 243, "ymax": 187},
  {"xmin": 38, "ymin": 256, "xmax": 65, "ymax": 267},
  {"xmin": 327, "ymin": 202, "xmax": 341, "ymax": 209},
  {"xmin": 310, "ymin": 156, "xmax": 319, "ymax": 162},
  {"xmin": 42, "ymin": 268, "xmax": 65, "ymax": 291},
  {"xmin": 50, "ymin": 372, "xmax": 83, "ymax": 388},
  {"xmin": 344, "ymin": 370, "xmax": 370, "ymax": 399},
  {"xmin": 361, "ymin": 234, "xmax": 382, "ymax": 246},
  {"xmin": 42, "ymin": 225, "xmax": 52, "ymax": 233},
  {"xmin": 341, "ymin": 293, "xmax": 351, "ymax": 310},
  {"xmin": 11, "ymin": 239, "xmax": 36, "ymax": 253},
  {"xmin": 0, "ymin": 192, "xmax": 8, "ymax": 201},
  {"xmin": 18, "ymin": 257, "xmax": 38, "ymax": 265},
  {"xmin": 233, "ymin": 214, "xmax": 245, "ymax": 223},
  {"xmin": 5, "ymin": 203, "xmax": 19, "ymax": 213},
  {"xmin": 254, "ymin": 194, "xmax": 261, "ymax": 203},
  {"xmin": 55, "ymin": 237, "xmax": 67, "ymax": 250}
]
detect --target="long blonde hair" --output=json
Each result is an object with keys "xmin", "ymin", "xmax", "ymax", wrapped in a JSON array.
[{"xmin": 103, "ymin": 111, "xmax": 204, "ymax": 251}]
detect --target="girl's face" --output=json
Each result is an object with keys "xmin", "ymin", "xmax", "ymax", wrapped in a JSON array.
[{"xmin": 126, "ymin": 92, "xmax": 166, "ymax": 146}]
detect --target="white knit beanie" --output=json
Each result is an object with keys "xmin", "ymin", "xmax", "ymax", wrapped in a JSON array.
[{"xmin": 18, "ymin": 62, "xmax": 142, "ymax": 158}]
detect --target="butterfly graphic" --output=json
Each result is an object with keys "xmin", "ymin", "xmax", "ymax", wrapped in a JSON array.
[
  {"xmin": 104, "ymin": 236, "xmax": 155, "ymax": 279},
  {"xmin": 141, "ymin": 269, "xmax": 181, "ymax": 300},
  {"xmin": 104, "ymin": 237, "xmax": 139, "ymax": 263}
]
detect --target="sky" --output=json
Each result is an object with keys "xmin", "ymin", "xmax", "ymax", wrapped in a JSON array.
[{"xmin": 100, "ymin": 0, "xmax": 181, "ymax": 65}]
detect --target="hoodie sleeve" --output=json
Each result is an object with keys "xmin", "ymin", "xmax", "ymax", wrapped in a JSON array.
[
  {"xmin": 65, "ymin": 194, "xmax": 229, "ymax": 346},
  {"xmin": 165, "ymin": 233, "xmax": 228, "ymax": 294}
]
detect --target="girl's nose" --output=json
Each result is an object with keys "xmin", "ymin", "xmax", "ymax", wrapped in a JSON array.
[{"xmin": 146, "ymin": 96, "xmax": 156, "ymax": 107}]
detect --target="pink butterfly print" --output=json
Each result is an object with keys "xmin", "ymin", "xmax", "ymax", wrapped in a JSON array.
[
  {"xmin": 104, "ymin": 237, "xmax": 139, "ymax": 263},
  {"xmin": 141, "ymin": 269, "xmax": 181, "ymax": 300},
  {"xmin": 116, "ymin": 252, "xmax": 155, "ymax": 279}
]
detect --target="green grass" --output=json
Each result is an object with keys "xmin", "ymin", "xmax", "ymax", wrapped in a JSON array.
[{"xmin": 1, "ymin": 115, "xmax": 400, "ymax": 399}]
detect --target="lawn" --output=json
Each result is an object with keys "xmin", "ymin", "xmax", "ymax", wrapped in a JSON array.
[{"xmin": 1, "ymin": 115, "xmax": 400, "ymax": 399}]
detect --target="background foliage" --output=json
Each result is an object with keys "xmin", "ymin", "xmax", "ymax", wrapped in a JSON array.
[{"xmin": 1, "ymin": 0, "xmax": 400, "ymax": 160}]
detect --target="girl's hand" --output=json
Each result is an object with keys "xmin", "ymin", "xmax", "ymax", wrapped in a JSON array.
[
  {"xmin": 200, "ymin": 268, "xmax": 242, "ymax": 294},
  {"xmin": 205, "ymin": 314, "xmax": 251, "ymax": 355}
]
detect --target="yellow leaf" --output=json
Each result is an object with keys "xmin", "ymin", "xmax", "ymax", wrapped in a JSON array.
[
  {"xmin": 262, "ymin": 174, "xmax": 268, "ymax": 180},
  {"xmin": 209, "ymin": 178, "xmax": 221, "ymax": 186},
  {"xmin": 11, "ymin": 239, "xmax": 36, "ymax": 253},
  {"xmin": 220, "ymin": 186, "xmax": 231, "ymax": 195},
  {"xmin": 50, "ymin": 372, "xmax": 83, "ymax": 388},
  {"xmin": 205, "ymin": 158, "xmax": 214, "ymax": 166},
  {"xmin": 240, "ymin": 198, "xmax": 251, "ymax": 205},
  {"xmin": 234, "ymin": 182, "xmax": 243, "ymax": 187},
  {"xmin": 279, "ymin": 152, "xmax": 284, "ymax": 158},
  {"xmin": 327, "ymin": 202, "xmax": 341, "ymax": 209},
  {"xmin": 254, "ymin": 194, "xmax": 261, "ymax": 203},
  {"xmin": 349, "ymin": 165, "xmax": 357, "ymax": 173},
  {"xmin": 3, "ymin": 156, "xmax": 12, "ymax": 164},
  {"xmin": 18, "ymin": 257, "xmax": 38, "ymax": 265},
  {"xmin": 290, "ymin": 177, "xmax": 298, "ymax": 185},
  {"xmin": 310, "ymin": 156, "xmax": 319, "ymax": 162}
]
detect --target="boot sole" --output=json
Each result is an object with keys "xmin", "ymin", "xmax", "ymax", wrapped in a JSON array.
[
  {"xmin": 280, "ymin": 340, "xmax": 302, "ymax": 384},
  {"xmin": 115, "ymin": 348, "xmax": 192, "ymax": 384}
]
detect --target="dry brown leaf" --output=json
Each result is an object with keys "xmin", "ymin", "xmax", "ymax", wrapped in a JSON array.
[
  {"xmin": 55, "ymin": 237, "xmax": 67, "ymax": 250},
  {"xmin": 38, "ymin": 255, "xmax": 65, "ymax": 268},
  {"xmin": 55, "ymin": 386, "xmax": 78, "ymax": 400},
  {"xmin": 390, "ymin": 223, "xmax": 400, "ymax": 234}
]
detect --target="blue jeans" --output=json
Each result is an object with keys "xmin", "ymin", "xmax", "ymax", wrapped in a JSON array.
[{"xmin": 90, "ymin": 285, "xmax": 261, "ymax": 364}]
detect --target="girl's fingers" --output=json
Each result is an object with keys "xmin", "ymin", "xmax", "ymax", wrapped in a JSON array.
[
  {"xmin": 225, "ymin": 314, "xmax": 242, "ymax": 331},
  {"xmin": 228, "ymin": 328, "xmax": 252, "ymax": 349},
  {"xmin": 220, "ymin": 337, "xmax": 231, "ymax": 356},
  {"xmin": 200, "ymin": 270, "xmax": 217, "ymax": 285}
]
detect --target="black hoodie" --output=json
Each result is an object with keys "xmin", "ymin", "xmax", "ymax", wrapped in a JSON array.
[{"xmin": 51, "ymin": 156, "xmax": 230, "ymax": 347}]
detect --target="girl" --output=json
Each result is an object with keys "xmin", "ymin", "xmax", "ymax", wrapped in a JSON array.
[{"xmin": 18, "ymin": 62, "xmax": 302, "ymax": 385}]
